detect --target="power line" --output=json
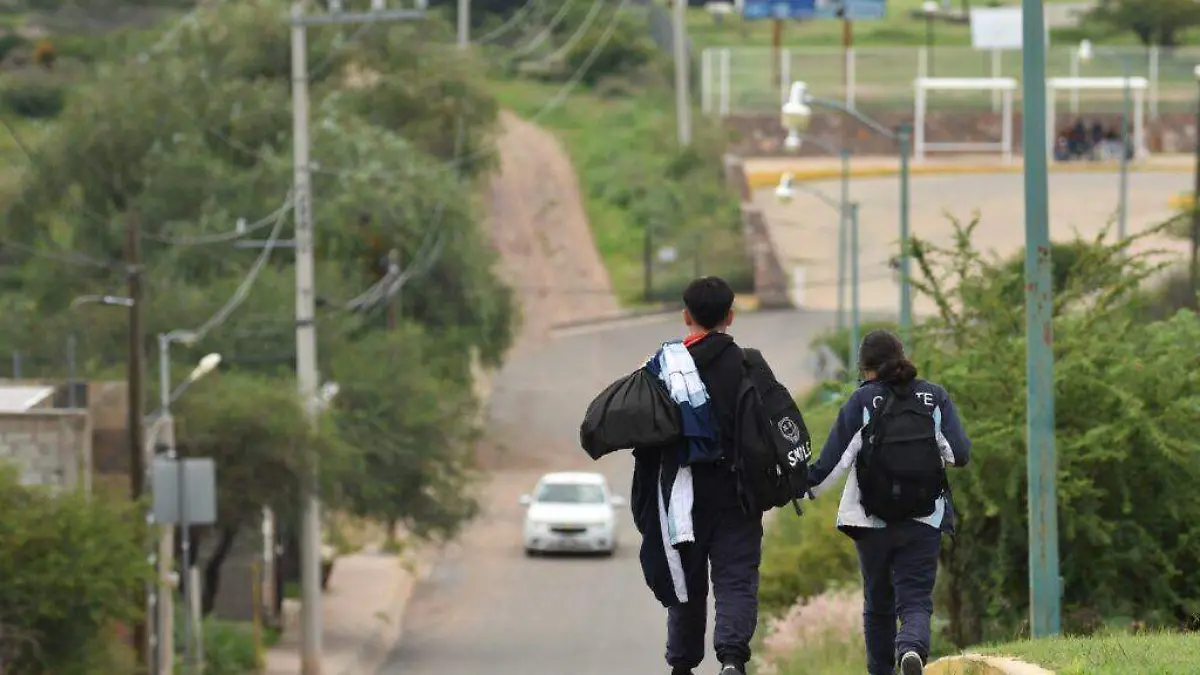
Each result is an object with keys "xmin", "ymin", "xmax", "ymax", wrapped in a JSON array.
[{"xmin": 142, "ymin": 196, "xmax": 294, "ymax": 246}]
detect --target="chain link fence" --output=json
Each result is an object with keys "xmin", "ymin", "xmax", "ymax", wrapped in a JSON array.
[{"xmin": 701, "ymin": 45, "xmax": 1200, "ymax": 117}]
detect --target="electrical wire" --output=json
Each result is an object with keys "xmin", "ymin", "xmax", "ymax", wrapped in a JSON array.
[
  {"xmin": 186, "ymin": 196, "xmax": 289, "ymax": 342},
  {"xmin": 142, "ymin": 196, "xmax": 294, "ymax": 245}
]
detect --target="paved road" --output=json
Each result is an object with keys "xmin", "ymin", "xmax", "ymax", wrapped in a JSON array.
[
  {"xmin": 379, "ymin": 308, "xmax": 840, "ymax": 675},
  {"xmin": 755, "ymin": 171, "xmax": 1192, "ymax": 317}
]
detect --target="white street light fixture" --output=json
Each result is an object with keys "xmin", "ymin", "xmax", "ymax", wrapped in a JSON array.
[
  {"xmin": 187, "ymin": 353, "xmax": 222, "ymax": 383},
  {"xmin": 775, "ymin": 173, "xmax": 797, "ymax": 203},
  {"xmin": 1078, "ymin": 39, "xmax": 1094, "ymax": 65},
  {"xmin": 922, "ymin": 0, "xmax": 937, "ymax": 14},
  {"xmin": 781, "ymin": 81, "xmax": 813, "ymax": 152}
]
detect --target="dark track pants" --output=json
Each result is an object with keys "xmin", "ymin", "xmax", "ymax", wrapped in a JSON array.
[
  {"xmin": 854, "ymin": 521, "xmax": 942, "ymax": 675},
  {"xmin": 665, "ymin": 506, "xmax": 764, "ymax": 669}
]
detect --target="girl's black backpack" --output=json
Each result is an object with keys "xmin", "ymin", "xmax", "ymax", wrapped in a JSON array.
[{"xmin": 855, "ymin": 383, "xmax": 946, "ymax": 522}]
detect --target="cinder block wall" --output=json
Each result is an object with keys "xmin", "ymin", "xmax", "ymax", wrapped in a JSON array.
[{"xmin": 0, "ymin": 410, "xmax": 92, "ymax": 491}]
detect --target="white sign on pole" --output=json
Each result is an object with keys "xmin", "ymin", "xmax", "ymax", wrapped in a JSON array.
[{"xmin": 969, "ymin": 7, "xmax": 1023, "ymax": 50}]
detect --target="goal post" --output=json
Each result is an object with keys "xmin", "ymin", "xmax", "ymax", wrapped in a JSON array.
[
  {"xmin": 913, "ymin": 77, "xmax": 1019, "ymax": 163},
  {"xmin": 1046, "ymin": 76, "xmax": 1150, "ymax": 162}
]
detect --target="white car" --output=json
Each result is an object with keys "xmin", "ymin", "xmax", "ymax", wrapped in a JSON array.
[{"xmin": 520, "ymin": 472, "xmax": 625, "ymax": 557}]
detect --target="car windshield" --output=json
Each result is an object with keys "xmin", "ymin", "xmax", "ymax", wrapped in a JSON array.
[{"xmin": 536, "ymin": 482, "xmax": 605, "ymax": 504}]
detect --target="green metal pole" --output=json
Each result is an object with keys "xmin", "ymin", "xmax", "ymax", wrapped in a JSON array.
[
  {"xmin": 898, "ymin": 125, "xmax": 913, "ymax": 344},
  {"xmin": 1118, "ymin": 57, "xmax": 1130, "ymax": 240},
  {"xmin": 1021, "ymin": 0, "xmax": 1061, "ymax": 638},
  {"xmin": 850, "ymin": 202, "xmax": 861, "ymax": 375},
  {"xmin": 838, "ymin": 150, "xmax": 851, "ymax": 334}
]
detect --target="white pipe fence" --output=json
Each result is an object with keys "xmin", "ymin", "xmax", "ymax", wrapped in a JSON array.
[{"xmin": 700, "ymin": 45, "xmax": 1200, "ymax": 118}]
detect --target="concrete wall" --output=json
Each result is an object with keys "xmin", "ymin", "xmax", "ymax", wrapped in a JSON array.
[{"xmin": 0, "ymin": 410, "xmax": 92, "ymax": 492}]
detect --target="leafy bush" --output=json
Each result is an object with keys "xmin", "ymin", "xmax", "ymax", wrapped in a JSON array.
[
  {"xmin": 0, "ymin": 75, "xmax": 65, "ymax": 119},
  {"xmin": 190, "ymin": 618, "xmax": 260, "ymax": 675},
  {"xmin": 0, "ymin": 468, "xmax": 147, "ymax": 674},
  {"xmin": 0, "ymin": 33, "xmax": 26, "ymax": 62},
  {"xmin": 909, "ymin": 219, "xmax": 1200, "ymax": 646},
  {"xmin": 759, "ymin": 403, "xmax": 860, "ymax": 617},
  {"xmin": 563, "ymin": 12, "xmax": 654, "ymax": 87}
]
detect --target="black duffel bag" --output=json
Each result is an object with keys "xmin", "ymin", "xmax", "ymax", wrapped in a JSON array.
[{"xmin": 579, "ymin": 368, "xmax": 681, "ymax": 460}]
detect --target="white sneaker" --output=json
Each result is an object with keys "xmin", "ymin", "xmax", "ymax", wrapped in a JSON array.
[{"xmin": 900, "ymin": 651, "xmax": 925, "ymax": 675}]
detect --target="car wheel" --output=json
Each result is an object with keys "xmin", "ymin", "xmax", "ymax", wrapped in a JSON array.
[{"xmin": 524, "ymin": 547, "xmax": 539, "ymax": 558}]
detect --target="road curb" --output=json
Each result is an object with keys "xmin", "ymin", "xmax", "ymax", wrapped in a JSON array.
[
  {"xmin": 927, "ymin": 653, "xmax": 1056, "ymax": 675},
  {"xmin": 744, "ymin": 162, "xmax": 1194, "ymax": 190}
]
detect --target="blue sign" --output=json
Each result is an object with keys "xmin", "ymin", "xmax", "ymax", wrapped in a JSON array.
[{"xmin": 741, "ymin": 0, "xmax": 887, "ymax": 21}]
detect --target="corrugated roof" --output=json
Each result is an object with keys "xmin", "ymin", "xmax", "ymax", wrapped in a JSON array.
[{"xmin": 0, "ymin": 385, "xmax": 56, "ymax": 412}]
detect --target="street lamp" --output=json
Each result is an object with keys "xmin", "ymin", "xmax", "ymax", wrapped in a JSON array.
[
  {"xmin": 776, "ymin": 173, "xmax": 862, "ymax": 369},
  {"xmin": 922, "ymin": 1, "xmax": 938, "ymax": 78},
  {"xmin": 1077, "ymin": 38, "xmax": 1132, "ymax": 240},
  {"xmin": 155, "ymin": 330, "xmax": 221, "ymax": 675},
  {"xmin": 781, "ymin": 82, "xmax": 813, "ymax": 152},
  {"xmin": 781, "ymin": 80, "xmax": 914, "ymax": 343}
]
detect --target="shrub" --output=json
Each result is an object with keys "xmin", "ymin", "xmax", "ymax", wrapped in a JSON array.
[
  {"xmin": 809, "ymin": 319, "xmax": 900, "ymax": 379},
  {"xmin": 195, "ymin": 618, "xmax": 260, "ymax": 675},
  {"xmin": 31, "ymin": 39, "xmax": 55, "ymax": 69},
  {"xmin": 0, "ymin": 33, "xmax": 26, "ymax": 62},
  {"xmin": 563, "ymin": 12, "xmax": 654, "ymax": 87},
  {"xmin": 910, "ymin": 219, "xmax": 1200, "ymax": 645},
  {"xmin": 756, "ymin": 588, "xmax": 865, "ymax": 675},
  {"xmin": 0, "ymin": 468, "xmax": 147, "ymax": 674},
  {"xmin": 0, "ymin": 75, "xmax": 65, "ymax": 119}
]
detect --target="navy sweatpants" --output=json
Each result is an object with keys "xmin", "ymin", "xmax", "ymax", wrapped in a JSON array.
[
  {"xmin": 854, "ymin": 521, "xmax": 942, "ymax": 675},
  {"xmin": 665, "ymin": 505, "xmax": 764, "ymax": 669}
]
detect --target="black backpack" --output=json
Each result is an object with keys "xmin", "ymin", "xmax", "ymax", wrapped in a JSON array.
[
  {"xmin": 855, "ymin": 383, "xmax": 946, "ymax": 523},
  {"xmin": 732, "ymin": 348, "xmax": 812, "ymax": 515}
]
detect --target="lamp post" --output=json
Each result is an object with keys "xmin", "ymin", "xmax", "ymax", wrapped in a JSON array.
[
  {"xmin": 781, "ymin": 80, "xmax": 913, "ymax": 343},
  {"xmin": 1077, "ymin": 39, "xmax": 1131, "ymax": 240},
  {"xmin": 775, "ymin": 174, "xmax": 861, "ymax": 374},
  {"xmin": 777, "ymin": 128, "xmax": 852, "ymax": 334},
  {"xmin": 1022, "ymin": 0, "xmax": 1060, "ymax": 638},
  {"xmin": 1191, "ymin": 64, "xmax": 1200, "ymax": 307},
  {"xmin": 922, "ymin": 1, "xmax": 938, "ymax": 78},
  {"xmin": 156, "ymin": 331, "xmax": 221, "ymax": 675}
]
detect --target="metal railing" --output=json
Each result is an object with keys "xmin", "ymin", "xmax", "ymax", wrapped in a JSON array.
[{"xmin": 700, "ymin": 45, "xmax": 1200, "ymax": 116}]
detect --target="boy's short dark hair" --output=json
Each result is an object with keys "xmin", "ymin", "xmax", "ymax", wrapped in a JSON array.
[{"xmin": 683, "ymin": 276, "xmax": 735, "ymax": 330}]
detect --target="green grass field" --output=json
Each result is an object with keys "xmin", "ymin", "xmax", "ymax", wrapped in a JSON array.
[{"xmin": 980, "ymin": 633, "xmax": 1200, "ymax": 675}]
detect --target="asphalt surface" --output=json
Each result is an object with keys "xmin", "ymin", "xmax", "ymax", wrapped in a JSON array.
[{"xmin": 378, "ymin": 308, "xmax": 841, "ymax": 675}]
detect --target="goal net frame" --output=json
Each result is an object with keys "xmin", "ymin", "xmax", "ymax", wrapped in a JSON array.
[
  {"xmin": 1046, "ymin": 76, "xmax": 1150, "ymax": 162},
  {"xmin": 914, "ymin": 77, "xmax": 1019, "ymax": 163}
]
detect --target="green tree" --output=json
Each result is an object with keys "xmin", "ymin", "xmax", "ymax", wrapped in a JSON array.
[
  {"xmin": 174, "ymin": 372, "xmax": 347, "ymax": 615},
  {"xmin": 1090, "ymin": 0, "xmax": 1200, "ymax": 47},
  {"xmin": 328, "ymin": 326, "xmax": 481, "ymax": 541},
  {"xmin": 908, "ymin": 220, "xmax": 1200, "ymax": 645},
  {"xmin": 0, "ymin": 468, "xmax": 146, "ymax": 674}
]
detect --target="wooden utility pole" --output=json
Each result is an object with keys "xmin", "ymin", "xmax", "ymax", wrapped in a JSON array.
[
  {"xmin": 125, "ymin": 211, "xmax": 148, "ymax": 666},
  {"xmin": 386, "ymin": 248, "xmax": 400, "ymax": 330}
]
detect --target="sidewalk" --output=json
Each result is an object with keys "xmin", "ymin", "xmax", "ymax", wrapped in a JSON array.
[
  {"xmin": 743, "ymin": 153, "xmax": 1195, "ymax": 189},
  {"xmin": 928, "ymin": 654, "xmax": 1056, "ymax": 675},
  {"xmin": 264, "ymin": 546, "xmax": 427, "ymax": 675}
]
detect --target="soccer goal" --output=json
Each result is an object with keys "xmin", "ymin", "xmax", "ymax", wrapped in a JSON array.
[
  {"xmin": 913, "ymin": 77, "xmax": 1019, "ymax": 163},
  {"xmin": 1046, "ymin": 76, "xmax": 1150, "ymax": 162}
]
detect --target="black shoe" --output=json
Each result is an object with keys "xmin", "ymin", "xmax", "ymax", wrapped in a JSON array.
[
  {"xmin": 670, "ymin": 669, "xmax": 693, "ymax": 675},
  {"xmin": 900, "ymin": 651, "xmax": 925, "ymax": 675},
  {"xmin": 719, "ymin": 663, "xmax": 746, "ymax": 675}
]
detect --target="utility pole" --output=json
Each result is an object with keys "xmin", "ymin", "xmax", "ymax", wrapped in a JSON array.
[
  {"xmin": 1020, "ymin": 0, "xmax": 1061, "ymax": 638},
  {"xmin": 125, "ymin": 211, "xmax": 148, "ymax": 667},
  {"xmin": 290, "ymin": 5, "xmax": 424, "ymax": 673},
  {"xmin": 1191, "ymin": 66, "xmax": 1200, "ymax": 308},
  {"xmin": 457, "ymin": 0, "xmax": 468, "ymax": 48},
  {"xmin": 672, "ymin": 0, "xmax": 691, "ymax": 146},
  {"xmin": 387, "ymin": 249, "xmax": 400, "ymax": 330}
]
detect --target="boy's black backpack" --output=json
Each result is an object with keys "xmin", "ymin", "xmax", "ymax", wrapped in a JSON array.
[
  {"xmin": 732, "ymin": 348, "xmax": 812, "ymax": 515},
  {"xmin": 855, "ymin": 382, "xmax": 946, "ymax": 522}
]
